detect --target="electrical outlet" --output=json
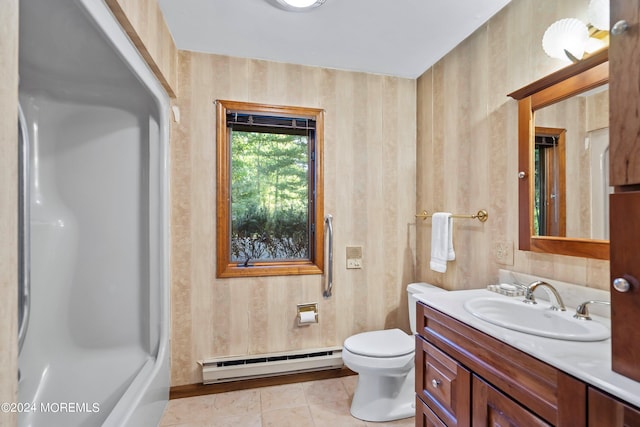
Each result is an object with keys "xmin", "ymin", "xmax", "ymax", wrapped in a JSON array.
[
  {"xmin": 347, "ymin": 259, "xmax": 362, "ymax": 269},
  {"xmin": 495, "ymin": 240, "xmax": 514, "ymax": 266},
  {"xmin": 346, "ymin": 246, "xmax": 363, "ymax": 269}
]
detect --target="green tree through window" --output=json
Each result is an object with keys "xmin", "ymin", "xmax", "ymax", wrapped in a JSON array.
[{"xmin": 231, "ymin": 131, "xmax": 310, "ymax": 262}]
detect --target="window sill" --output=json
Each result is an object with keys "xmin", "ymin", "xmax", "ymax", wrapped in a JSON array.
[{"xmin": 216, "ymin": 261, "xmax": 323, "ymax": 278}]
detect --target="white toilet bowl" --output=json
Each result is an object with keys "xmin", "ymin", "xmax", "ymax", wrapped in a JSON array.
[
  {"xmin": 342, "ymin": 328, "xmax": 416, "ymax": 422},
  {"xmin": 342, "ymin": 282, "xmax": 444, "ymax": 422}
]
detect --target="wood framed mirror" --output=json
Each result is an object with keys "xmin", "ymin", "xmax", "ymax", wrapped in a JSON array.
[{"xmin": 508, "ymin": 49, "xmax": 609, "ymax": 260}]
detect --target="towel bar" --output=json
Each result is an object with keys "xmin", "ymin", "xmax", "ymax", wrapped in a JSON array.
[{"xmin": 415, "ymin": 209, "xmax": 488, "ymax": 223}]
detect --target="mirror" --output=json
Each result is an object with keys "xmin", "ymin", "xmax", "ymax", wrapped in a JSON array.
[
  {"xmin": 508, "ymin": 49, "xmax": 609, "ymax": 260},
  {"xmin": 534, "ymin": 86, "xmax": 611, "ymax": 240}
]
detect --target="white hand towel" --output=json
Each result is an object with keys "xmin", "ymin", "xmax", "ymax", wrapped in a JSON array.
[{"xmin": 430, "ymin": 212, "xmax": 455, "ymax": 273}]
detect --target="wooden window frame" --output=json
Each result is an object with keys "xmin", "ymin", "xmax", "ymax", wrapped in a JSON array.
[{"xmin": 215, "ymin": 100, "xmax": 324, "ymax": 278}]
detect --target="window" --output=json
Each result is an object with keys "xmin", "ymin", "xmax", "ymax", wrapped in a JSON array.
[{"xmin": 216, "ymin": 100, "xmax": 324, "ymax": 278}]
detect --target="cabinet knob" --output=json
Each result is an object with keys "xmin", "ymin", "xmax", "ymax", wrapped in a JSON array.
[
  {"xmin": 613, "ymin": 277, "xmax": 631, "ymax": 293},
  {"xmin": 431, "ymin": 379, "xmax": 441, "ymax": 388},
  {"xmin": 518, "ymin": 171, "xmax": 527, "ymax": 179},
  {"xmin": 611, "ymin": 20, "xmax": 629, "ymax": 36}
]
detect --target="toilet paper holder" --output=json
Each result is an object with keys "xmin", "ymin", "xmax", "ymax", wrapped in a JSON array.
[{"xmin": 297, "ymin": 303, "xmax": 318, "ymax": 326}]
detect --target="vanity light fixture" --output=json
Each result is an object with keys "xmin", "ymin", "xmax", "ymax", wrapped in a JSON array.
[
  {"xmin": 542, "ymin": 0, "xmax": 609, "ymax": 63},
  {"xmin": 272, "ymin": 0, "xmax": 326, "ymax": 12},
  {"xmin": 542, "ymin": 18, "xmax": 590, "ymax": 62}
]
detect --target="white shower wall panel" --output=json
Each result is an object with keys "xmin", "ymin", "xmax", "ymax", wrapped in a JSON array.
[
  {"xmin": 19, "ymin": 93, "xmax": 157, "ymax": 426},
  {"xmin": 35, "ymin": 95, "xmax": 150, "ymax": 349}
]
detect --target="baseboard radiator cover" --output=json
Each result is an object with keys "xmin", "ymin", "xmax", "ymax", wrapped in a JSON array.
[{"xmin": 200, "ymin": 347, "xmax": 343, "ymax": 384}]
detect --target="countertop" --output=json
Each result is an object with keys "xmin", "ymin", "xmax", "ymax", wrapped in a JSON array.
[{"xmin": 415, "ymin": 288, "xmax": 640, "ymax": 409}]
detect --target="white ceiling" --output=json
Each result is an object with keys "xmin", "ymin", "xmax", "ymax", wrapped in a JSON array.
[{"xmin": 157, "ymin": 0, "xmax": 512, "ymax": 79}]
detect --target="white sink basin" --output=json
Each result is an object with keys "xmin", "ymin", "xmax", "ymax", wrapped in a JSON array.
[{"xmin": 464, "ymin": 297, "xmax": 610, "ymax": 342}]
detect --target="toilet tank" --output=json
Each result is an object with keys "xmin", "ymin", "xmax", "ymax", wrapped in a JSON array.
[{"xmin": 407, "ymin": 282, "xmax": 445, "ymax": 335}]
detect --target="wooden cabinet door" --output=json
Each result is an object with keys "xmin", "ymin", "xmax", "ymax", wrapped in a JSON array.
[
  {"xmin": 610, "ymin": 192, "xmax": 640, "ymax": 381},
  {"xmin": 610, "ymin": 0, "xmax": 640, "ymax": 186},
  {"xmin": 472, "ymin": 376, "xmax": 551, "ymax": 427},
  {"xmin": 610, "ymin": 0, "xmax": 640, "ymax": 383},
  {"xmin": 588, "ymin": 388, "xmax": 640, "ymax": 426}
]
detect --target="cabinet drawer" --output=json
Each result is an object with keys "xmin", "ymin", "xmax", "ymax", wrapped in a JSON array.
[
  {"xmin": 588, "ymin": 387, "xmax": 640, "ymax": 426},
  {"xmin": 417, "ymin": 396, "xmax": 447, "ymax": 427},
  {"xmin": 416, "ymin": 335, "xmax": 471, "ymax": 427}
]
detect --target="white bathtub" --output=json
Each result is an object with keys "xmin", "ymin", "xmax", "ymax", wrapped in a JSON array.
[{"xmin": 18, "ymin": 0, "xmax": 170, "ymax": 426}]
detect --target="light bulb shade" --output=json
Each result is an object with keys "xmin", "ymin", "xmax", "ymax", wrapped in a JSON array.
[
  {"xmin": 542, "ymin": 18, "xmax": 590, "ymax": 62},
  {"xmin": 589, "ymin": 0, "xmax": 610, "ymax": 31},
  {"xmin": 274, "ymin": 0, "xmax": 326, "ymax": 11}
]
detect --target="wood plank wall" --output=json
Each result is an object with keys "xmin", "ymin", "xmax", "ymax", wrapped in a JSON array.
[
  {"xmin": 416, "ymin": 0, "xmax": 610, "ymax": 290},
  {"xmin": 105, "ymin": 0, "xmax": 178, "ymax": 97},
  {"xmin": 170, "ymin": 52, "xmax": 417, "ymax": 386},
  {"xmin": 0, "ymin": 1, "xmax": 19, "ymax": 425}
]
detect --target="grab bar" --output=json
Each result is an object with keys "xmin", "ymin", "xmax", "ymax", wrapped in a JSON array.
[
  {"xmin": 18, "ymin": 102, "xmax": 31, "ymax": 354},
  {"xmin": 323, "ymin": 214, "xmax": 333, "ymax": 298}
]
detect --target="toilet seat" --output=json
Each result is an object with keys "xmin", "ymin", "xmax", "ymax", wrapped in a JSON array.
[{"xmin": 343, "ymin": 328, "xmax": 414, "ymax": 358}]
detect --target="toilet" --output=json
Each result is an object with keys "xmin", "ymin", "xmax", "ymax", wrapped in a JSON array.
[{"xmin": 342, "ymin": 282, "xmax": 444, "ymax": 422}]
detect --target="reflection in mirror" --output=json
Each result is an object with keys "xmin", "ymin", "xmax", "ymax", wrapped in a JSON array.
[
  {"xmin": 589, "ymin": 127, "xmax": 613, "ymax": 239},
  {"xmin": 534, "ymin": 127, "xmax": 566, "ymax": 237},
  {"xmin": 533, "ymin": 84, "xmax": 610, "ymax": 240}
]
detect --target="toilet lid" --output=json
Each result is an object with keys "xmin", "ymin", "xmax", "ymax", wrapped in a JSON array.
[{"xmin": 343, "ymin": 328, "xmax": 414, "ymax": 357}]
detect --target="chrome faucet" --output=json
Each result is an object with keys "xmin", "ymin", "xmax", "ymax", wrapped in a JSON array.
[
  {"xmin": 573, "ymin": 300, "xmax": 611, "ymax": 320},
  {"xmin": 523, "ymin": 280, "xmax": 566, "ymax": 311}
]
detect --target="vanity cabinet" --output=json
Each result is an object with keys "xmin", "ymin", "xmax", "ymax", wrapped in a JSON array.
[
  {"xmin": 415, "ymin": 301, "xmax": 586, "ymax": 426},
  {"xmin": 609, "ymin": 0, "xmax": 640, "ymax": 383},
  {"xmin": 415, "ymin": 300, "xmax": 640, "ymax": 426}
]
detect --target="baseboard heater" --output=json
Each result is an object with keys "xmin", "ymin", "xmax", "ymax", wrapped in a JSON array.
[{"xmin": 200, "ymin": 346, "xmax": 343, "ymax": 384}]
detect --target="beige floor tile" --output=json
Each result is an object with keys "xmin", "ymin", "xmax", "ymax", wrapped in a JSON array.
[
  {"xmin": 341, "ymin": 375, "xmax": 358, "ymax": 397},
  {"xmin": 260, "ymin": 383, "xmax": 308, "ymax": 412},
  {"xmin": 302, "ymin": 378, "xmax": 350, "ymax": 405},
  {"xmin": 163, "ymin": 416, "xmax": 263, "ymax": 427},
  {"xmin": 211, "ymin": 389, "xmax": 261, "ymax": 417},
  {"xmin": 262, "ymin": 405, "xmax": 315, "ymax": 427},
  {"xmin": 159, "ymin": 377, "xmax": 414, "ymax": 427},
  {"xmin": 365, "ymin": 416, "xmax": 415, "ymax": 426},
  {"xmin": 162, "ymin": 422, "xmax": 219, "ymax": 427},
  {"xmin": 159, "ymin": 395, "xmax": 216, "ymax": 426},
  {"xmin": 211, "ymin": 413, "xmax": 263, "ymax": 427},
  {"xmin": 309, "ymin": 399, "xmax": 366, "ymax": 426}
]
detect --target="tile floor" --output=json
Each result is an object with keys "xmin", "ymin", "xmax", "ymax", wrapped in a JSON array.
[{"xmin": 160, "ymin": 376, "xmax": 415, "ymax": 427}]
